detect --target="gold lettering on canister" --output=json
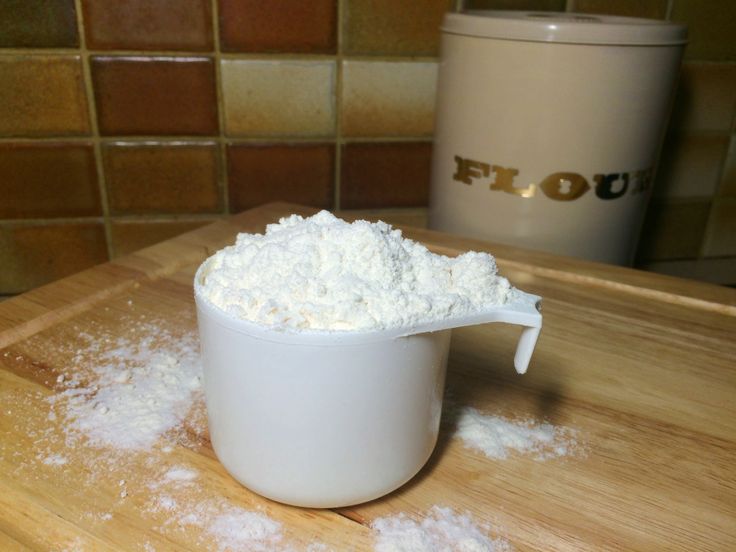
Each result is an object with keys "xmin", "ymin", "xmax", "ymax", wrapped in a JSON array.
[
  {"xmin": 593, "ymin": 173, "xmax": 628, "ymax": 200},
  {"xmin": 453, "ymin": 156, "xmax": 490, "ymax": 185},
  {"xmin": 630, "ymin": 169, "xmax": 652, "ymax": 195},
  {"xmin": 490, "ymin": 165, "xmax": 536, "ymax": 198},
  {"xmin": 539, "ymin": 172, "xmax": 590, "ymax": 201}
]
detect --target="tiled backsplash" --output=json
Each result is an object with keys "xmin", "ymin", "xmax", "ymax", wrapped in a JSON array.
[{"xmin": 1, "ymin": 0, "xmax": 734, "ymax": 294}]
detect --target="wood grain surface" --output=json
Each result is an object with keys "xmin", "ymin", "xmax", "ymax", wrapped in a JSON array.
[{"xmin": 1, "ymin": 202, "xmax": 734, "ymax": 551}]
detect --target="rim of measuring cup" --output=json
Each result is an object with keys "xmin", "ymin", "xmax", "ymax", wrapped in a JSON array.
[{"xmin": 193, "ymin": 258, "xmax": 451, "ymax": 346}]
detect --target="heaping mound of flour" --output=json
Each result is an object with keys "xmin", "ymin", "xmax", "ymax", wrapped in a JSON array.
[{"xmin": 200, "ymin": 211, "xmax": 513, "ymax": 331}]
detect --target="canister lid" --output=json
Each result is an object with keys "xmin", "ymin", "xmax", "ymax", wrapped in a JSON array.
[{"xmin": 442, "ymin": 11, "xmax": 687, "ymax": 46}]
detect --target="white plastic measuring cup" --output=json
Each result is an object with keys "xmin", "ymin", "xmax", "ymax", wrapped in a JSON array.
[{"xmin": 194, "ymin": 258, "xmax": 542, "ymax": 508}]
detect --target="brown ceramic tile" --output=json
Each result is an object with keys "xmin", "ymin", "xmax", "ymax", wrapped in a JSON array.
[
  {"xmin": 344, "ymin": 0, "xmax": 452, "ymax": 56},
  {"xmin": 704, "ymin": 198, "xmax": 736, "ymax": 257},
  {"xmin": 719, "ymin": 134, "xmax": 736, "ymax": 197},
  {"xmin": 219, "ymin": 0, "xmax": 336, "ymax": 53},
  {"xmin": 636, "ymin": 199, "xmax": 711, "ymax": 261},
  {"xmin": 337, "ymin": 208, "xmax": 429, "ymax": 229},
  {"xmin": 0, "ymin": 56, "xmax": 90, "ymax": 137},
  {"xmin": 669, "ymin": 63, "xmax": 736, "ymax": 133},
  {"xmin": 92, "ymin": 57, "xmax": 218, "ymax": 136},
  {"xmin": 464, "ymin": 0, "xmax": 565, "ymax": 9},
  {"xmin": 340, "ymin": 143, "xmax": 431, "ymax": 209},
  {"xmin": 0, "ymin": 143, "xmax": 100, "ymax": 219},
  {"xmin": 82, "ymin": 0, "xmax": 213, "ymax": 51},
  {"xmin": 672, "ymin": 0, "xmax": 736, "ymax": 61},
  {"xmin": 111, "ymin": 220, "xmax": 212, "ymax": 257},
  {"xmin": 342, "ymin": 61, "xmax": 437, "ymax": 137},
  {"xmin": 103, "ymin": 143, "xmax": 221, "ymax": 215},
  {"xmin": 569, "ymin": 0, "xmax": 667, "ymax": 18},
  {"xmin": 221, "ymin": 60, "xmax": 335, "ymax": 137},
  {"xmin": 653, "ymin": 131, "xmax": 730, "ymax": 198},
  {"xmin": 0, "ymin": 0, "xmax": 78, "ymax": 47},
  {"xmin": 0, "ymin": 223, "xmax": 108, "ymax": 294},
  {"xmin": 227, "ymin": 144, "xmax": 334, "ymax": 212}
]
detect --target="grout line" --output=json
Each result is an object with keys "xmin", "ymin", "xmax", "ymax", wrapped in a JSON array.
[
  {"xmin": 72, "ymin": 0, "xmax": 115, "ymax": 260},
  {"xmin": 0, "ymin": 214, "xmax": 225, "ymax": 227},
  {"xmin": 666, "ymin": 0, "xmax": 675, "ymax": 20},
  {"xmin": 697, "ymin": 132, "xmax": 732, "ymax": 259},
  {"xmin": 211, "ymin": 0, "xmax": 230, "ymax": 216},
  {"xmin": 109, "ymin": 214, "xmax": 224, "ymax": 223},
  {"xmin": 331, "ymin": 54, "xmax": 439, "ymax": 63},
  {"xmin": 0, "ymin": 48, "xmax": 438, "ymax": 63},
  {"xmin": 98, "ymin": 138, "xmax": 220, "ymax": 145},
  {"xmin": 341, "ymin": 135, "xmax": 433, "ymax": 144},
  {"xmin": 0, "ymin": 48, "xmax": 82, "ymax": 55},
  {"xmin": 0, "ymin": 135, "xmax": 433, "ymax": 145},
  {"xmin": 0, "ymin": 216, "xmax": 105, "ymax": 226},
  {"xmin": 0, "ymin": 48, "xmax": 215, "ymax": 57},
  {"xmin": 0, "ymin": 209, "xmax": 424, "ymax": 227},
  {"xmin": 337, "ymin": 206, "xmax": 428, "ymax": 216},
  {"xmin": 0, "ymin": 136, "xmax": 94, "ymax": 143},
  {"xmin": 697, "ymin": 198, "xmax": 717, "ymax": 260},
  {"xmin": 334, "ymin": 0, "xmax": 345, "ymax": 210}
]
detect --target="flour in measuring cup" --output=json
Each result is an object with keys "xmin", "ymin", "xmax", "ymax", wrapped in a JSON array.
[{"xmin": 200, "ymin": 211, "xmax": 513, "ymax": 331}]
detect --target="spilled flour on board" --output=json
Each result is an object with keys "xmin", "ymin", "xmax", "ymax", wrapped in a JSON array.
[
  {"xmin": 372, "ymin": 506, "xmax": 512, "ymax": 552},
  {"xmin": 3, "ymin": 305, "xmax": 580, "ymax": 551},
  {"xmin": 6, "ymin": 310, "xmax": 292, "ymax": 552},
  {"xmin": 454, "ymin": 406, "xmax": 580, "ymax": 461},
  {"xmin": 47, "ymin": 321, "xmax": 203, "ymax": 451},
  {"xmin": 144, "ymin": 464, "xmax": 284, "ymax": 552}
]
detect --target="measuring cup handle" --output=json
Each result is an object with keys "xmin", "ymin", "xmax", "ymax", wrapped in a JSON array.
[{"xmin": 514, "ymin": 324, "xmax": 541, "ymax": 375}]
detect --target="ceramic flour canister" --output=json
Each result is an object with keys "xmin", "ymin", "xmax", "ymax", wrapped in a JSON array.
[{"xmin": 429, "ymin": 11, "xmax": 687, "ymax": 264}]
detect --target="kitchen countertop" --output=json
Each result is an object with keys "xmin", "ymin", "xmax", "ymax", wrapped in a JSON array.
[{"xmin": 1, "ymin": 202, "xmax": 734, "ymax": 551}]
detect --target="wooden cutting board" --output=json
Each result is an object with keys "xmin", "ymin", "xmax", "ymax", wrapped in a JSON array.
[{"xmin": 1, "ymin": 202, "xmax": 734, "ymax": 551}]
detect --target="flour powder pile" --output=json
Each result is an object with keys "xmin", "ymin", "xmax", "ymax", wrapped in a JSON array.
[
  {"xmin": 455, "ymin": 407, "xmax": 579, "ymax": 461},
  {"xmin": 200, "ymin": 211, "xmax": 513, "ymax": 331},
  {"xmin": 50, "ymin": 324, "xmax": 203, "ymax": 451},
  {"xmin": 372, "ymin": 506, "xmax": 511, "ymax": 552}
]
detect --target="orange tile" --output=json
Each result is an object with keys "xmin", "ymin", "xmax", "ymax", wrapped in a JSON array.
[
  {"xmin": 0, "ymin": 56, "xmax": 90, "ymax": 137},
  {"xmin": 636, "ymin": 199, "xmax": 711, "ymax": 261},
  {"xmin": 0, "ymin": 223, "xmax": 108, "ymax": 294},
  {"xmin": 219, "ymin": 0, "xmax": 336, "ymax": 53},
  {"xmin": 344, "ymin": 0, "xmax": 452, "ymax": 56},
  {"xmin": 82, "ymin": 0, "xmax": 213, "ymax": 51},
  {"xmin": 340, "ymin": 143, "xmax": 432, "ymax": 209},
  {"xmin": 110, "ymin": 220, "xmax": 213, "ymax": 257},
  {"xmin": 227, "ymin": 143, "xmax": 334, "ymax": 212},
  {"xmin": 341, "ymin": 61, "xmax": 437, "ymax": 137},
  {"xmin": 0, "ymin": 0, "xmax": 78, "ymax": 47},
  {"xmin": 570, "ymin": 0, "xmax": 667, "ymax": 18},
  {"xmin": 704, "ymin": 198, "xmax": 736, "ymax": 257},
  {"xmin": 103, "ymin": 143, "xmax": 222, "ymax": 215},
  {"xmin": 671, "ymin": 0, "xmax": 736, "ymax": 61},
  {"xmin": 0, "ymin": 143, "xmax": 100, "ymax": 219},
  {"xmin": 669, "ymin": 63, "xmax": 736, "ymax": 132},
  {"xmin": 92, "ymin": 57, "xmax": 218, "ymax": 136}
]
